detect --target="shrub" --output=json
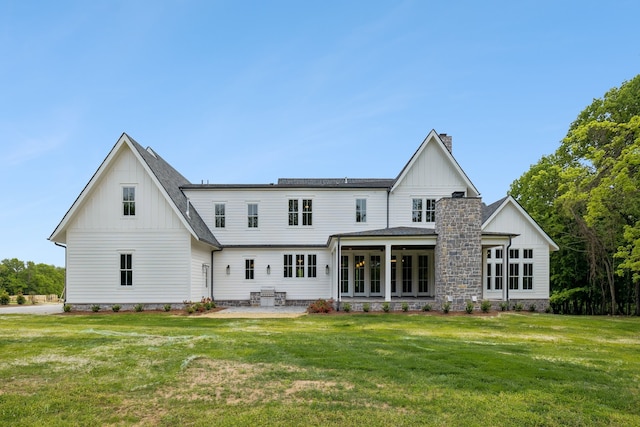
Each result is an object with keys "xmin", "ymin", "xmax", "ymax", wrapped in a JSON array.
[
  {"xmin": 362, "ymin": 303, "xmax": 370, "ymax": 313},
  {"xmin": 342, "ymin": 302, "xmax": 351, "ymax": 313},
  {"xmin": 112, "ymin": 304, "xmax": 121, "ymax": 312},
  {"xmin": 185, "ymin": 305, "xmax": 195, "ymax": 314},
  {"xmin": 307, "ymin": 299, "xmax": 334, "ymax": 314},
  {"xmin": 163, "ymin": 304, "xmax": 172, "ymax": 312},
  {"xmin": 63, "ymin": 304, "xmax": 71, "ymax": 313},
  {"xmin": 382, "ymin": 302, "xmax": 390, "ymax": 313},
  {"xmin": 499, "ymin": 302, "xmax": 509, "ymax": 312},
  {"xmin": 16, "ymin": 293, "xmax": 26, "ymax": 305},
  {"xmin": 401, "ymin": 302, "xmax": 409, "ymax": 312},
  {"xmin": 422, "ymin": 303, "xmax": 432, "ymax": 312},
  {"xmin": 465, "ymin": 301, "xmax": 474, "ymax": 314},
  {"xmin": 480, "ymin": 300, "xmax": 492, "ymax": 313},
  {"xmin": 442, "ymin": 301, "xmax": 451, "ymax": 314},
  {"xmin": 0, "ymin": 290, "xmax": 10, "ymax": 305},
  {"xmin": 544, "ymin": 305, "xmax": 552, "ymax": 314},
  {"xmin": 91, "ymin": 304, "xmax": 100, "ymax": 312},
  {"xmin": 201, "ymin": 297, "xmax": 215, "ymax": 310},
  {"xmin": 134, "ymin": 303, "xmax": 144, "ymax": 312},
  {"xmin": 513, "ymin": 302, "xmax": 524, "ymax": 312},
  {"xmin": 528, "ymin": 304, "xmax": 537, "ymax": 312}
]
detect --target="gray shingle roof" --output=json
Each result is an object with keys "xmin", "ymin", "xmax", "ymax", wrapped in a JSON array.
[
  {"xmin": 482, "ymin": 196, "xmax": 508, "ymax": 224},
  {"xmin": 332, "ymin": 226, "xmax": 437, "ymax": 238},
  {"xmin": 277, "ymin": 178, "xmax": 395, "ymax": 188},
  {"xmin": 128, "ymin": 135, "xmax": 221, "ymax": 248}
]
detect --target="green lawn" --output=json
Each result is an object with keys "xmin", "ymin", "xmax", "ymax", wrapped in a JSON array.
[{"xmin": 0, "ymin": 312, "xmax": 638, "ymax": 426}]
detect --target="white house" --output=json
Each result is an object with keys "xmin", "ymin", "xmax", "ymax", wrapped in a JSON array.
[{"xmin": 49, "ymin": 131, "xmax": 558, "ymax": 311}]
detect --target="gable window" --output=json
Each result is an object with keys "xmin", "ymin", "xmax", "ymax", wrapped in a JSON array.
[
  {"xmin": 307, "ymin": 254, "xmax": 317, "ymax": 278},
  {"xmin": 284, "ymin": 254, "xmax": 293, "ymax": 278},
  {"xmin": 412, "ymin": 198, "xmax": 436, "ymax": 222},
  {"xmin": 412, "ymin": 199, "xmax": 422, "ymax": 222},
  {"xmin": 247, "ymin": 203, "xmax": 258, "ymax": 228},
  {"xmin": 425, "ymin": 199, "xmax": 436, "ymax": 222},
  {"xmin": 122, "ymin": 187, "xmax": 135, "ymax": 216},
  {"xmin": 288, "ymin": 200, "xmax": 298, "ymax": 226},
  {"xmin": 302, "ymin": 199, "xmax": 313, "ymax": 226},
  {"xmin": 245, "ymin": 259, "xmax": 254, "ymax": 280},
  {"xmin": 215, "ymin": 203, "xmax": 225, "ymax": 228},
  {"xmin": 120, "ymin": 254, "xmax": 133, "ymax": 286},
  {"xmin": 356, "ymin": 199, "xmax": 367, "ymax": 223}
]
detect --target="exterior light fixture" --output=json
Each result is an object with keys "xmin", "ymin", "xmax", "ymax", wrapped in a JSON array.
[
  {"xmin": 226, "ymin": 265, "xmax": 230, "ymax": 275},
  {"xmin": 267, "ymin": 265, "xmax": 271, "ymax": 275},
  {"xmin": 325, "ymin": 264, "xmax": 330, "ymax": 275}
]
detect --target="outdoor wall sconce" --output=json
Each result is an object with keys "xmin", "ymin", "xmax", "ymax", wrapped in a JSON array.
[
  {"xmin": 226, "ymin": 265, "xmax": 230, "ymax": 275},
  {"xmin": 325, "ymin": 264, "xmax": 330, "ymax": 275},
  {"xmin": 267, "ymin": 265, "xmax": 271, "ymax": 275}
]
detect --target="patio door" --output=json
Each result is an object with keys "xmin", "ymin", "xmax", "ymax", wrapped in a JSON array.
[
  {"xmin": 402, "ymin": 255, "xmax": 413, "ymax": 295},
  {"xmin": 370, "ymin": 255, "xmax": 382, "ymax": 296},
  {"xmin": 354, "ymin": 255, "xmax": 366, "ymax": 296}
]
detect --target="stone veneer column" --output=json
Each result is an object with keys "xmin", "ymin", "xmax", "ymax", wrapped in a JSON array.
[{"xmin": 434, "ymin": 197, "xmax": 482, "ymax": 311}]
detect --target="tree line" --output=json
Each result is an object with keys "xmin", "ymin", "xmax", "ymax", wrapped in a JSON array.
[
  {"xmin": 0, "ymin": 258, "xmax": 65, "ymax": 297},
  {"xmin": 510, "ymin": 75, "xmax": 640, "ymax": 315}
]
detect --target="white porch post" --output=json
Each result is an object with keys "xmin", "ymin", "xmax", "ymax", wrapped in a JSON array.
[
  {"xmin": 384, "ymin": 243, "xmax": 392, "ymax": 302},
  {"xmin": 502, "ymin": 243, "xmax": 508, "ymax": 301}
]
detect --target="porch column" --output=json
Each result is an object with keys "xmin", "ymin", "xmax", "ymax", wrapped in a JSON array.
[
  {"xmin": 384, "ymin": 243, "xmax": 392, "ymax": 302},
  {"xmin": 502, "ymin": 243, "xmax": 508, "ymax": 302}
]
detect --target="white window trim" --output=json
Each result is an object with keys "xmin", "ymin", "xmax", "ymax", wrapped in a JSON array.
[
  {"xmin": 213, "ymin": 201, "xmax": 227, "ymax": 229},
  {"xmin": 117, "ymin": 250, "xmax": 135, "ymax": 288},
  {"xmin": 121, "ymin": 184, "xmax": 137, "ymax": 219},
  {"xmin": 247, "ymin": 202, "xmax": 259, "ymax": 229},
  {"xmin": 355, "ymin": 197, "xmax": 367, "ymax": 224}
]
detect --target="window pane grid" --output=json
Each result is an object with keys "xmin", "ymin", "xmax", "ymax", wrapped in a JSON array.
[
  {"xmin": 302, "ymin": 199, "xmax": 312, "ymax": 226},
  {"xmin": 215, "ymin": 203, "xmax": 225, "ymax": 228},
  {"xmin": 356, "ymin": 199, "xmax": 367, "ymax": 223},
  {"xmin": 120, "ymin": 254, "xmax": 132, "ymax": 286},
  {"xmin": 307, "ymin": 255, "xmax": 317, "ymax": 278},
  {"xmin": 288, "ymin": 199, "xmax": 298, "ymax": 226},
  {"xmin": 248, "ymin": 204, "xmax": 258, "ymax": 228},
  {"xmin": 245, "ymin": 259, "xmax": 254, "ymax": 280}
]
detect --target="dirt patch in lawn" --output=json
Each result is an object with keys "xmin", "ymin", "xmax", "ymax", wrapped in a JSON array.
[{"xmin": 158, "ymin": 357, "xmax": 352, "ymax": 406}]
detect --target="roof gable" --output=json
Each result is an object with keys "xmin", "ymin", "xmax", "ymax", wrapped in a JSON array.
[
  {"xmin": 482, "ymin": 195, "xmax": 558, "ymax": 251},
  {"xmin": 390, "ymin": 130, "xmax": 479, "ymax": 196},
  {"xmin": 49, "ymin": 134, "xmax": 220, "ymax": 248}
]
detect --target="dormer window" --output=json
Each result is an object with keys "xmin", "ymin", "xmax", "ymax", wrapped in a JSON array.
[{"xmin": 123, "ymin": 187, "xmax": 135, "ymax": 216}]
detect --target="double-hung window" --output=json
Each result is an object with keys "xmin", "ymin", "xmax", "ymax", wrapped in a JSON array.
[
  {"xmin": 302, "ymin": 199, "xmax": 312, "ymax": 226},
  {"xmin": 356, "ymin": 199, "xmax": 367, "ymax": 223},
  {"xmin": 247, "ymin": 203, "xmax": 258, "ymax": 228},
  {"xmin": 120, "ymin": 254, "xmax": 133, "ymax": 286},
  {"xmin": 412, "ymin": 198, "xmax": 436, "ymax": 222},
  {"xmin": 245, "ymin": 259, "xmax": 254, "ymax": 280},
  {"xmin": 123, "ymin": 186, "xmax": 135, "ymax": 216},
  {"xmin": 215, "ymin": 203, "xmax": 225, "ymax": 228},
  {"xmin": 284, "ymin": 254, "xmax": 293, "ymax": 278},
  {"xmin": 288, "ymin": 200, "xmax": 299, "ymax": 226},
  {"xmin": 523, "ymin": 249, "xmax": 534, "ymax": 290},
  {"xmin": 307, "ymin": 255, "xmax": 317, "ymax": 278},
  {"xmin": 288, "ymin": 199, "xmax": 312, "ymax": 226}
]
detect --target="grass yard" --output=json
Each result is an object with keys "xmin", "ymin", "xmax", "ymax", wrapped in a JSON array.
[{"xmin": 0, "ymin": 312, "xmax": 638, "ymax": 426}]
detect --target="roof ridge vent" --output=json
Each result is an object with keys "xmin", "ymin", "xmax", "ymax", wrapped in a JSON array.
[{"xmin": 146, "ymin": 147, "xmax": 157, "ymax": 158}]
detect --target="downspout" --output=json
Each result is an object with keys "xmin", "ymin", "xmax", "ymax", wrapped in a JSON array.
[
  {"xmin": 54, "ymin": 242, "xmax": 67, "ymax": 302},
  {"xmin": 386, "ymin": 189, "xmax": 390, "ymax": 228},
  {"xmin": 210, "ymin": 250, "xmax": 214, "ymax": 301},
  {"xmin": 505, "ymin": 236, "xmax": 512, "ymax": 303},
  {"xmin": 337, "ymin": 237, "xmax": 341, "ymax": 310}
]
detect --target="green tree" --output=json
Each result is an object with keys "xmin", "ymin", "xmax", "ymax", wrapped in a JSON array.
[{"xmin": 511, "ymin": 74, "xmax": 640, "ymax": 315}]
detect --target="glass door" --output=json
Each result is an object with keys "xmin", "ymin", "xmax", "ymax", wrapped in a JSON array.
[
  {"xmin": 354, "ymin": 255, "xmax": 366, "ymax": 295},
  {"xmin": 370, "ymin": 255, "xmax": 381, "ymax": 296}
]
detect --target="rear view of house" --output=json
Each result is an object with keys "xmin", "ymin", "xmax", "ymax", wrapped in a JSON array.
[{"xmin": 50, "ymin": 131, "xmax": 557, "ymax": 311}]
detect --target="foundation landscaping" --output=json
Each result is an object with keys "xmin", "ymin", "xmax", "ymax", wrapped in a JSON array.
[{"xmin": 0, "ymin": 311, "xmax": 638, "ymax": 426}]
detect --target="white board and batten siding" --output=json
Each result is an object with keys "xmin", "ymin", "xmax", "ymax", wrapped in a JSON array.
[
  {"xmin": 483, "ymin": 201, "xmax": 552, "ymax": 300},
  {"xmin": 212, "ymin": 248, "xmax": 332, "ymax": 301},
  {"xmin": 388, "ymin": 138, "xmax": 471, "ymax": 228},
  {"xmin": 64, "ymin": 146, "xmax": 194, "ymax": 304}
]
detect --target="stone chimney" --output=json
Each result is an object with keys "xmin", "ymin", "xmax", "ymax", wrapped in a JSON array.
[{"xmin": 439, "ymin": 133, "xmax": 452, "ymax": 153}]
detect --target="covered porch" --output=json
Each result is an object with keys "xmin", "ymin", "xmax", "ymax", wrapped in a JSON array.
[{"xmin": 328, "ymin": 227, "xmax": 438, "ymax": 303}]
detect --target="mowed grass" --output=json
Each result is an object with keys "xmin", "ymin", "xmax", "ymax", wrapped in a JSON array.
[{"xmin": 0, "ymin": 312, "xmax": 639, "ymax": 426}]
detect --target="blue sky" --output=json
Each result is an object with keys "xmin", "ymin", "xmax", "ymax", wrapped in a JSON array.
[{"xmin": 1, "ymin": 0, "xmax": 638, "ymax": 267}]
